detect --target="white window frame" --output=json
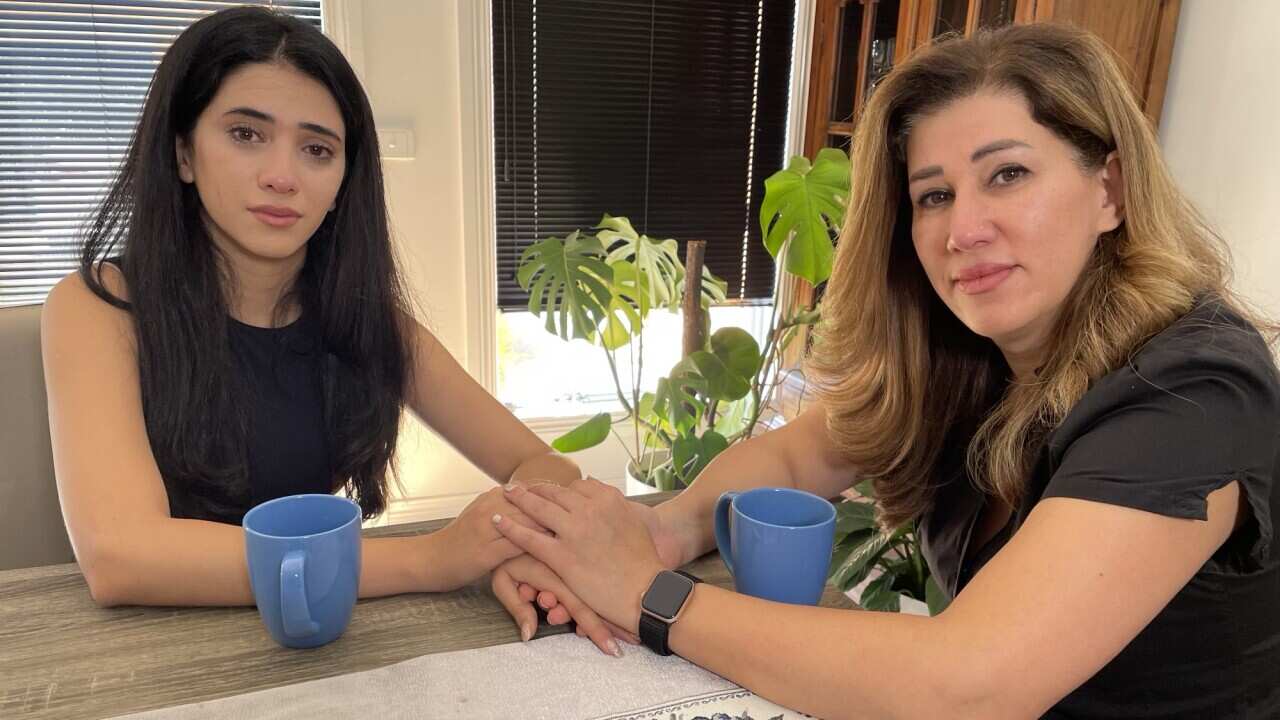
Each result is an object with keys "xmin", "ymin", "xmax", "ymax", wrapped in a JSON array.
[
  {"xmin": 455, "ymin": 0, "xmax": 815, "ymax": 436},
  {"xmin": 321, "ymin": 0, "xmax": 367, "ymax": 84}
]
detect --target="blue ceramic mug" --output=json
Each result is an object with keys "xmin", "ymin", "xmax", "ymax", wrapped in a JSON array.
[
  {"xmin": 714, "ymin": 487, "xmax": 836, "ymax": 605},
  {"xmin": 242, "ymin": 494, "xmax": 361, "ymax": 649}
]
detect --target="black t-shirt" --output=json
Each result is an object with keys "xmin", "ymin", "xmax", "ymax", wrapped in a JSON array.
[{"xmin": 919, "ymin": 298, "xmax": 1280, "ymax": 718}]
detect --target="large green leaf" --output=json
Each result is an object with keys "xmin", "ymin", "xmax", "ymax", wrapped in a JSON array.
[
  {"xmin": 517, "ymin": 230, "xmax": 613, "ymax": 342},
  {"xmin": 653, "ymin": 363, "xmax": 707, "ymax": 435},
  {"xmin": 853, "ymin": 478, "xmax": 877, "ymax": 499},
  {"xmin": 596, "ymin": 215, "xmax": 683, "ymax": 312},
  {"xmin": 859, "ymin": 573, "xmax": 902, "ymax": 612},
  {"xmin": 551, "ymin": 412, "xmax": 613, "ymax": 453},
  {"xmin": 709, "ymin": 327, "xmax": 763, "ymax": 381},
  {"xmin": 670, "ymin": 430, "xmax": 728, "ymax": 483},
  {"xmin": 700, "ymin": 266, "xmax": 728, "ymax": 306},
  {"xmin": 834, "ymin": 500, "xmax": 877, "ymax": 542},
  {"xmin": 687, "ymin": 351, "xmax": 750, "ymax": 402},
  {"xmin": 758, "ymin": 148, "xmax": 850, "ymax": 286},
  {"xmin": 599, "ymin": 263, "xmax": 647, "ymax": 350},
  {"xmin": 828, "ymin": 529, "xmax": 875, "ymax": 577},
  {"xmin": 712, "ymin": 395, "xmax": 752, "ymax": 436},
  {"xmin": 830, "ymin": 529, "xmax": 894, "ymax": 591}
]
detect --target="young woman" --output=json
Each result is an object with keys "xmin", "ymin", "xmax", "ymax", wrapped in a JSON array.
[
  {"xmin": 40, "ymin": 7, "xmax": 615, "ymax": 648},
  {"xmin": 493, "ymin": 23, "xmax": 1280, "ymax": 718}
]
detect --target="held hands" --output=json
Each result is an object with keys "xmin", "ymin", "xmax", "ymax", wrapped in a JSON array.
[
  {"xmin": 491, "ymin": 478, "xmax": 667, "ymax": 635},
  {"xmin": 491, "ymin": 554, "xmax": 639, "ymax": 657},
  {"xmin": 424, "ymin": 486, "xmax": 547, "ymax": 592},
  {"xmin": 513, "ymin": 498, "xmax": 689, "ymax": 619}
]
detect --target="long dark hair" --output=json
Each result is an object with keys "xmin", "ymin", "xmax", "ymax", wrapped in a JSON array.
[{"xmin": 79, "ymin": 7, "xmax": 410, "ymax": 520}]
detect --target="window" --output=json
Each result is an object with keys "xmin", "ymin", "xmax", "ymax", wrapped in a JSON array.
[
  {"xmin": 0, "ymin": 0, "xmax": 323, "ymax": 308},
  {"xmin": 491, "ymin": 0, "xmax": 796, "ymax": 417}
]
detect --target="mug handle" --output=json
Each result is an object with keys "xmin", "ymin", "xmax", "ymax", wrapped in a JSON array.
[
  {"xmin": 280, "ymin": 550, "xmax": 320, "ymax": 639},
  {"xmin": 714, "ymin": 491, "xmax": 739, "ymax": 577}
]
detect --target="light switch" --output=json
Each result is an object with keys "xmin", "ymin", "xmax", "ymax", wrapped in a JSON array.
[{"xmin": 377, "ymin": 127, "xmax": 415, "ymax": 159}]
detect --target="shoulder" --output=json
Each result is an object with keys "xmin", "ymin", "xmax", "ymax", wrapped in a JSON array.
[
  {"xmin": 43, "ymin": 266, "xmax": 137, "ymax": 358},
  {"xmin": 1085, "ymin": 297, "xmax": 1278, "ymax": 415},
  {"xmin": 1132, "ymin": 297, "xmax": 1276, "ymax": 379}
]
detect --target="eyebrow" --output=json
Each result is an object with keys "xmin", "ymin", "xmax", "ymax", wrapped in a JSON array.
[
  {"xmin": 223, "ymin": 107, "xmax": 343, "ymax": 143},
  {"xmin": 907, "ymin": 139, "xmax": 1031, "ymax": 183}
]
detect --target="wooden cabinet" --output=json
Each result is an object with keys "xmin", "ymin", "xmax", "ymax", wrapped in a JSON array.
[{"xmin": 801, "ymin": 0, "xmax": 1182, "ymax": 159}]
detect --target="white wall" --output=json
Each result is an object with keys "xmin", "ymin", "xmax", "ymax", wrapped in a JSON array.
[
  {"xmin": 346, "ymin": 0, "xmax": 628, "ymax": 522},
  {"xmin": 1160, "ymin": 0, "xmax": 1280, "ymax": 316}
]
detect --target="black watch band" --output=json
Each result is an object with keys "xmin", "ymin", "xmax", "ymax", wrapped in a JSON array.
[{"xmin": 639, "ymin": 570, "xmax": 701, "ymax": 656}]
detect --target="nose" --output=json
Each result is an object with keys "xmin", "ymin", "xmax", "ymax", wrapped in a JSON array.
[
  {"xmin": 946, "ymin": 190, "xmax": 996, "ymax": 252},
  {"xmin": 258, "ymin": 146, "xmax": 299, "ymax": 195}
]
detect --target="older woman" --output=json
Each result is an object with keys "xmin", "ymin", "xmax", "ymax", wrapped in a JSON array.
[{"xmin": 493, "ymin": 22, "xmax": 1280, "ymax": 719}]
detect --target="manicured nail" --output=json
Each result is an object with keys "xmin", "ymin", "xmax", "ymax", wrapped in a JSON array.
[
  {"xmin": 521, "ymin": 624, "xmax": 533, "ymax": 642},
  {"xmin": 491, "ymin": 513, "xmax": 502, "ymax": 525},
  {"xmin": 607, "ymin": 639, "xmax": 622, "ymax": 657}
]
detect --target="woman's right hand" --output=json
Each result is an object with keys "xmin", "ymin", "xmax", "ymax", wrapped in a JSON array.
[{"xmin": 516, "ymin": 497, "xmax": 694, "ymax": 621}]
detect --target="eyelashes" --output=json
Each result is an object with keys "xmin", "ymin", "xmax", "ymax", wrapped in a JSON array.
[
  {"xmin": 914, "ymin": 164, "xmax": 1031, "ymax": 209},
  {"xmin": 226, "ymin": 125, "xmax": 336, "ymax": 161}
]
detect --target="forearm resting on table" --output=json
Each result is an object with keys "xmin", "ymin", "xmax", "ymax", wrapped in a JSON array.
[
  {"xmin": 78, "ymin": 518, "xmax": 435, "ymax": 607},
  {"xmin": 670, "ymin": 584, "xmax": 991, "ymax": 720}
]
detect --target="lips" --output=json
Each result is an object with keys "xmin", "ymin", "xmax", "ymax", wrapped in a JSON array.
[
  {"xmin": 249, "ymin": 205, "xmax": 301, "ymax": 228},
  {"xmin": 952, "ymin": 263, "xmax": 1015, "ymax": 295}
]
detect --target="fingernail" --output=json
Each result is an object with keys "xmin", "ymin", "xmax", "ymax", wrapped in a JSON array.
[
  {"xmin": 607, "ymin": 639, "xmax": 622, "ymax": 657},
  {"xmin": 521, "ymin": 624, "xmax": 533, "ymax": 642},
  {"xmin": 504, "ymin": 482, "xmax": 520, "ymax": 493},
  {"xmin": 491, "ymin": 513, "xmax": 502, "ymax": 525}
]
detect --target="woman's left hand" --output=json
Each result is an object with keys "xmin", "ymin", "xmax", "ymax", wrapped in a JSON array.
[{"xmin": 493, "ymin": 479, "xmax": 666, "ymax": 634}]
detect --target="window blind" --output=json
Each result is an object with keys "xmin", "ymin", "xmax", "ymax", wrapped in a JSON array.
[
  {"xmin": 0, "ymin": 0, "xmax": 322, "ymax": 307},
  {"xmin": 492, "ymin": 0, "xmax": 796, "ymax": 310}
]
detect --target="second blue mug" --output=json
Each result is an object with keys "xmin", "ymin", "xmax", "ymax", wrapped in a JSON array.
[
  {"xmin": 242, "ymin": 494, "xmax": 361, "ymax": 649},
  {"xmin": 714, "ymin": 487, "xmax": 836, "ymax": 605}
]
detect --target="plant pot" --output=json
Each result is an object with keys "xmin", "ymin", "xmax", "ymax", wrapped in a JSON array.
[{"xmin": 624, "ymin": 450, "xmax": 671, "ymax": 496}]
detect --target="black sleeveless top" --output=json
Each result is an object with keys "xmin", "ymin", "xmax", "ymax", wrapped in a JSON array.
[
  {"xmin": 919, "ymin": 298, "xmax": 1280, "ymax": 718},
  {"xmin": 166, "ymin": 316, "xmax": 334, "ymax": 524},
  {"xmin": 223, "ymin": 316, "xmax": 334, "ymax": 520}
]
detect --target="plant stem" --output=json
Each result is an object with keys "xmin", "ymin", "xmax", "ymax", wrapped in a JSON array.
[
  {"xmin": 602, "ymin": 343, "xmax": 667, "ymax": 447},
  {"xmin": 602, "ymin": 344, "xmax": 635, "ymax": 415}
]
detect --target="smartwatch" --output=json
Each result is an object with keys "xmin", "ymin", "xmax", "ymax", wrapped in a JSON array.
[{"xmin": 639, "ymin": 569, "xmax": 701, "ymax": 656}]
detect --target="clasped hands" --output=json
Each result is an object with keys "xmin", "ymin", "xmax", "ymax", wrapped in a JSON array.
[{"xmin": 486, "ymin": 478, "xmax": 687, "ymax": 657}]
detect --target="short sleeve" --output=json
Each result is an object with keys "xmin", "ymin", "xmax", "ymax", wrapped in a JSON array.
[{"xmin": 1042, "ymin": 312, "xmax": 1279, "ymax": 569}]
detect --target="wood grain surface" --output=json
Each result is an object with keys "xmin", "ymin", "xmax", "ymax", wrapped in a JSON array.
[{"xmin": 0, "ymin": 492, "xmax": 854, "ymax": 719}]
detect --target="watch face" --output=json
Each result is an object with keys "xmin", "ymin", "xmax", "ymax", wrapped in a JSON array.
[{"xmin": 642, "ymin": 571, "xmax": 694, "ymax": 620}]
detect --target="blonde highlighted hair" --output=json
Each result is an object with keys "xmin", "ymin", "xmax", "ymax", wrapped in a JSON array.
[{"xmin": 807, "ymin": 22, "xmax": 1269, "ymax": 528}]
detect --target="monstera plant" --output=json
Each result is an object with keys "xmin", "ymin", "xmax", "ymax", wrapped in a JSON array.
[{"xmin": 515, "ymin": 148, "xmax": 852, "ymax": 490}]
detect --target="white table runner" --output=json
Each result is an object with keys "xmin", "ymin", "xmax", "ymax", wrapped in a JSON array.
[{"xmin": 109, "ymin": 633, "xmax": 815, "ymax": 720}]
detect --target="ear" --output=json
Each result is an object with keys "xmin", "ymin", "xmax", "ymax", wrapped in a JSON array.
[
  {"xmin": 1094, "ymin": 151, "xmax": 1125, "ymax": 234},
  {"xmin": 175, "ymin": 136, "xmax": 195, "ymax": 184}
]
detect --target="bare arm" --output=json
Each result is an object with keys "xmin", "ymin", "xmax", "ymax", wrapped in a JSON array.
[
  {"xmin": 656, "ymin": 401, "xmax": 858, "ymax": 565},
  {"xmin": 43, "ymin": 273, "xmax": 522, "ymax": 607},
  {"xmin": 402, "ymin": 316, "xmax": 580, "ymax": 486},
  {"xmin": 665, "ymin": 484, "xmax": 1243, "ymax": 718},
  {"xmin": 496, "ymin": 476, "xmax": 1243, "ymax": 719}
]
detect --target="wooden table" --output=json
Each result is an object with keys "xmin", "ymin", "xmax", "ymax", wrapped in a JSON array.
[{"xmin": 0, "ymin": 492, "xmax": 854, "ymax": 719}]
